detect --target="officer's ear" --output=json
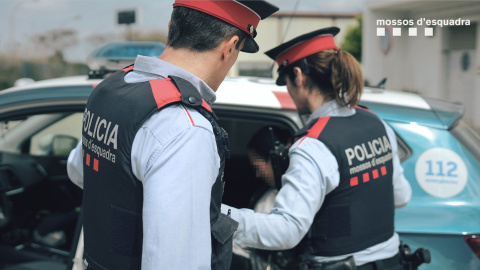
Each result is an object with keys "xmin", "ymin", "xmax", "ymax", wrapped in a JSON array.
[
  {"xmin": 168, "ymin": 20, "xmax": 171, "ymax": 29},
  {"xmin": 293, "ymin": 67, "xmax": 306, "ymax": 87},
  {"xmin": 221, "ymin": 35, "xmax": 240, "ymax": 61}
]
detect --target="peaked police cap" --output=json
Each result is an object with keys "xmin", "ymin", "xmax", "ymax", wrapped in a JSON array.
[
  {"xmin": 265, "ymin": 27, "xmax": 340, "ymax": 85},
  {"xmin": 173, "ymin": 0, "xmax": 279, "ymax": 53}
]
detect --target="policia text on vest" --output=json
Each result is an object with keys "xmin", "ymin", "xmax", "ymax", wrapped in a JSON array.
[
  {"xmin": 345, "ymin": 136, "xmax": 393, "ymax": 175},
  {"xmin": 82, "ymin": 108, "xmax": 118, "ymax": 163}
]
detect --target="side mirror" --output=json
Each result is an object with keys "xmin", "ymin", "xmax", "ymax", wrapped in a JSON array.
[
  {"xmin": 51, "ymin": 135, "xmax": 78, "ymax": 156},
  {"xmin": 38, "ymin": 134, "xmax": 78, "ymax": 157}
]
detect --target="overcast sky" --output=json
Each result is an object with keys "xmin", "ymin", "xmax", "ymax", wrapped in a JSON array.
[{"xmin": 0, "ymin": 0, "xmax": 366, "ymax": 62}]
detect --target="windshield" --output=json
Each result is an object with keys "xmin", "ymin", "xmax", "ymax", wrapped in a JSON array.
[{"xmin": 451, "ymin": 120, "xmax": 480, "ymax": 163}]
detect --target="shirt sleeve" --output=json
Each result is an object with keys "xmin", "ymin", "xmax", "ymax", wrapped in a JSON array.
[
  {"xmin": 382, "ymin": 121, "xmax": 412, "ymax": 208},
  {"xmin": 132, "ymin": 124, "xmax": 219, "ymax": 270},
  {"xmin": 222, "ymin": 137, "xmax": 340, "ymax": 250},
  {"xmin": 67, "ymin": 141, "xmax": 84, "ymax": 189}
]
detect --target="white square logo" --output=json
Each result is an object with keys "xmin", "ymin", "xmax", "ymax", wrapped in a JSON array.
[
  {"xmin": 393, "ymin": 28, "xmax": 401, "ymax": 36},
  {"xmin": 409, "ymin": 28, "xmax": 417, "ymax": 36},
  {"xmin": 377, "ymin": 28, "xmax": 385, "ymax": 36},
  {"xmin": 425, "ymin": 28, "xmax": 434, "ymax": 36}
]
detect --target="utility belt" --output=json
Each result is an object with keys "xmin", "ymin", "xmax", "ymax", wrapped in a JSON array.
[
  {"xmin": 357, "ymin": 253, "xmax": 402, "ymax": 270},
  {"xmin": 298, "ymin": 253, "xmax": 401, "ymax": 270}
]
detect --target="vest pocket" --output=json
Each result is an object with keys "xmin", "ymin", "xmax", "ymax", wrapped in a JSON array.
[
  {"xmin": 211, "ymin": 213, "xmax": 239, "ymax": 270},
  {"xmin": 109, "ymin": 204, "xmax": 142, "ymax": 257}
]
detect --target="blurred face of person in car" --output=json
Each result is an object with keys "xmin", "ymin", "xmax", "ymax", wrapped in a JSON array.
[{"xmin": 248, "ymin": 149, "xmax": 275, "ymax": 187}]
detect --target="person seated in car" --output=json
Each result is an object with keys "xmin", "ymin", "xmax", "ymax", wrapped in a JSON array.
[
  {"xmin": 231, "ymin": 126, "xmax": 294, "ymax": 270},
  {"xmin": 246, "ymin": 126, "xmax": 290, "ymax": 213}
]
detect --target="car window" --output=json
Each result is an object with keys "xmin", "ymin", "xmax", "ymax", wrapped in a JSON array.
[
  {"xmin": 0, "ymin": 120, "xmax": 22, "ymax": 138},
  {"xmin": 216, "ymin": 113, "xmax": 295, "ymax": 209},
  {"xmin": 0, "ymin": 114, "xmax": 70, "ymax": 154},
  {"xmin": 97, "ymin": 44, "xmax": 165, "ymax": 58},
  {"xmin": 451, "ymin": 120, "xmax": 480, "ymax": 163},
  {"xmin": 29, "ymin": 113, "xmax": 83, "ymax": 157},
  {"xmin": 396, "ymin": 134, "xmax": 412, "ymax": 162}
]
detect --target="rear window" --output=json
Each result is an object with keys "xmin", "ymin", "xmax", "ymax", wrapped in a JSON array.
[
  {"xmin": 396, "ymin": 134, "xmax": 412, "ymax": 162},
  {"xmin": 96, "ymin": 43, "xmax": 165, "ymax": 58},
  {"xmin": 451, "ymin": 120, "xmax": 480, "ymax": 163}
]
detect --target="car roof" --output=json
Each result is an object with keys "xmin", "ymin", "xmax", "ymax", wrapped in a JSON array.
[
  {"xmin": 0, "ymin": 75, "xmax": 459, "ymax": 129},
  {"xmin": 217, "ymin": 76, "xmax": 431, "ymax": 109},
  {"xmin": 0, "ymin": 76, "xmax": 101, "ymax": 93}
]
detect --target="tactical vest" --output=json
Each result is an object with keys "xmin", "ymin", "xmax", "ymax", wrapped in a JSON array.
[
  {"xmin": 296, "ymin": 108, "xmax": 394, "ymax": 256},
  {"xmin": 81, "ymin": 66, "xmax": 236, "ymax": 270}
]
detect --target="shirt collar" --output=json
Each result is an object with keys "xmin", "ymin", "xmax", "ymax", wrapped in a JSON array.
[
  {"xmin": 132, "ymin": 55, "xmax": 217, "ymax": 105},
  {"xmin": 306, "ymin": 100, "xmax": 356, "ymax": 123}
]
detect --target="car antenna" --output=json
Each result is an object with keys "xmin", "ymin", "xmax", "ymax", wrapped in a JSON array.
[
  {"xmin": 265, "ymin": 0, "xmax": 302, "ymax": 77},
  {"xmin": 375, "ymin": 78, "xmax": 387, "ymax": 88}
]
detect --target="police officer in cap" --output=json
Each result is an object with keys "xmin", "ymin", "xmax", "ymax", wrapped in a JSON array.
[
  {"xmin": 67, "ymin": 1, "xmax": 278, "ymax": 269},
  {"xmin": 222, "ymin": 27, "xmax": 412, "ymax": 269}
]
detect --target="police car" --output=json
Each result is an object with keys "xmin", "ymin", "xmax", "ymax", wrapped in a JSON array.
[{"xmin": 0, "ymin": 72, "xmax": 479, "ymax": 269}]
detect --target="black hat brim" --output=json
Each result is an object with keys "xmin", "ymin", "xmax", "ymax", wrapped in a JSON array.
[
  {"xmin": 242, "ymin": 36, "xmax": 259, "ymax": 53},
  {"xmin": 276, "ymin": 74, "xmax": 286, "ymax": 86}
]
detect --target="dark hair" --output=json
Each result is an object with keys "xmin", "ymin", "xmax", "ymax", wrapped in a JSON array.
[
  {"xmin": 285, "ymin": 49, "xmax": 363, "ymax": 107},
  {"xmin": 168, "ymin": 7, "xmax": 249, "ymax": 52},
  {"xmin": 248, "ymin": 126, "xmax": 291, "ymax": 161}
]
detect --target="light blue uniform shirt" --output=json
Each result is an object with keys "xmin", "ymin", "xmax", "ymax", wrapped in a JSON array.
[
  {"xmin": 67, "ymin": 55, "xmax": 220, "ymax": 270},
  {"xmin": 222, "ymin": 100, "xmax": 412, "ymax": 266}
]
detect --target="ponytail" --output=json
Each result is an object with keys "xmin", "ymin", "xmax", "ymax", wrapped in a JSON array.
[
  {"xmin": 330, "ymin": 49, "xmax": 363, "ymax": 106},
  {"xmin": 285, "ymin": 49, "xmax": 363, "ymax": 107}
]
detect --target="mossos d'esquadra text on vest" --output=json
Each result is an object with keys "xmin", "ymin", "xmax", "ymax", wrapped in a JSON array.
[
  {"xmin": 82, "ymin": 108, "xmax": 119, "ymax": 163},
  {"xmin": 346, "ymin": 135, "xmax": 393, "ymax": 175}
]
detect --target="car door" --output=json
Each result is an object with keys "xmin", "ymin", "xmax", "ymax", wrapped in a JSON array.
[{"xmin": 0, "ymin": 112, "xmax": 84, "ymax": 270}]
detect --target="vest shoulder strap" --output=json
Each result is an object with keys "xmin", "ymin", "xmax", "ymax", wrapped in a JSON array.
[
  {"xmin": 149, "ymin": 76, "xmax": 213, "ymax": 114},
  {"xmin": 294, "ymin": 116, "xmax": 331, "ymax": 142},
  {"xmin": 119, "ymin": 65, "xmax": 213, "ymax": 114},
  {"xmin": 294, "ymin": 105, "xmax": 375, "ymax": 142}
]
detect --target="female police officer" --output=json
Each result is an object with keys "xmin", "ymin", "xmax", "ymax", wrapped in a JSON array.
[{"xmin": 222, "ymin": 27, "xmax": 412, "ymax": 269}]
